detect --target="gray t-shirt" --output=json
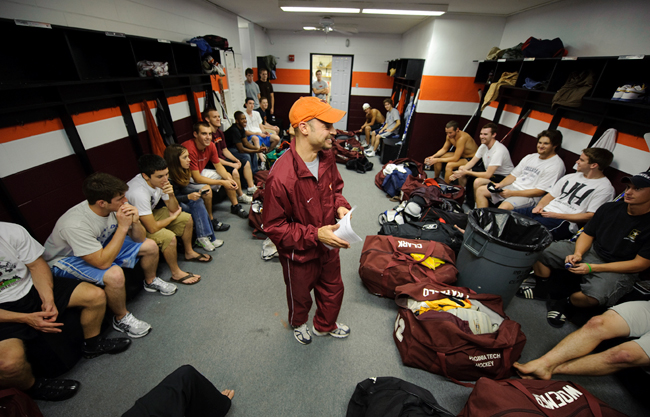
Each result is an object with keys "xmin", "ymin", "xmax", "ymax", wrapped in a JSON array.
[
  {"xmin": 245, "ymin": 81, "xmax": 261, "ymax": 109},
  {"xmin": 0, "ymin": 222, "xmax": 43, "ymax": 303},
  {"xmin": 305, "ymin": 155, "xmax": 319, "ymax": 179},
  {"xmin": 312, "ymin": 80, "xmax": 328, "ymax": 99},
  {"xmin": 384, "ymin": 108, "xmax": 400, "ymax": 132},
  {"xmin": 43, "ymin": 201, "xmax": 118, "ymax": 267},
  {"xmin": 125, "ymin": 174, "xmax": 168, "ymax": 217}
]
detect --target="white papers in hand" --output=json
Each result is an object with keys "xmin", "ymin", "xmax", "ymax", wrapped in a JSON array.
[{"xmin": 324, "ymin": 206, "xmax": 362, "ymax": 250}]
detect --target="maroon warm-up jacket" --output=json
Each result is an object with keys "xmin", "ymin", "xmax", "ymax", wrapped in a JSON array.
[{"xmin": 263, "ymin": 140, "xmax": 351, "ymax": 263}]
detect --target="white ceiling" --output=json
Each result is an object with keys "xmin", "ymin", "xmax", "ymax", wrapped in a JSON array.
[{"xmin": 207, "ymin": 0, "xmax": 564, "ymax": 34}]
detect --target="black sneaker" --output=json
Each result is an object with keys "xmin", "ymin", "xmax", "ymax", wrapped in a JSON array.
[
  {"xmin": 546, "ymin": 298, "xmax": 574, "ymax": 328},
  {"xmin": 231, "ymin": 204, "xmax": 248, "ymax": 219},
  {"xmin": 28, "ymin": 378, "xmax": 80, "ymax": 401},
  {"xmin": 82, "ymin": 337, "xmax": 132, "ymax": 359},
  {"xmin": 211, "ymin": 219, "xmax": 230, "ymax": 232}
]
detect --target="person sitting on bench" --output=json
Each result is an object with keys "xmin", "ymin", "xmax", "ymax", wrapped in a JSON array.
[
  {"xmin": 424, "ymin": 120, "xmax": 478, "ymax": 183},
  {"xmin": 365, "ymin": 98, "xmax": 400, "ymax": 157}
]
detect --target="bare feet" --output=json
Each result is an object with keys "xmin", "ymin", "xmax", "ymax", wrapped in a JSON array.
[
  {"xmin": 513, "ymin": 360, "xmax": 553, "ymax": 380},
  {"xmin": 221, "ymin": 389, "xmax": 235, "ymax": 400}
]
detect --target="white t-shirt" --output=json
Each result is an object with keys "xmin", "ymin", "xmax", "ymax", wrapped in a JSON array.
[
  {"xmin": 43, "ymin": 201, "xmax": 119, "ymax": 267},
  {"xmin": 510, "ymin": 153, "xmax": 565, "ymax": 192},
  {"xmin": 245, "ymin": 111, "xmax": 264, "ymax": 134},
  {"xmin": 125, "ymin": 174, "xmax": 169, "ymax": 217},
  {"xmin": 474, "ymin": 141, "xmax": 514, "ymax": 176},
  {"xmin": 0, "ymin": 222, "xmax": 44, "ymax": 303},
  {"xmin": 545, "ymin": 172, "xmax": 614, "ymax": 216}
]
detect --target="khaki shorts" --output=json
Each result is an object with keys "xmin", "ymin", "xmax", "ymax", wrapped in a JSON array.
[{"xmin": 146, "ymin": 208, "xmax": 191, "ymax": 252}]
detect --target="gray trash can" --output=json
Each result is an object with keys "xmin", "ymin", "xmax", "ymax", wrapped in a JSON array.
[{"xmin": 456, "ymin": 208, "xmax": 553, "ymax": 307}]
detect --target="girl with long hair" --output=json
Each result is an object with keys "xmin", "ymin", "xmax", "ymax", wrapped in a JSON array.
[{"xmin": 164, "ymin": 144, "xmax": 223, "ymax": 251}]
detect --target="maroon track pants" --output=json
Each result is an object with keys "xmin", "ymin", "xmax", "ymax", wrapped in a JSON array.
[{"xmin": 280, "ymin": 248, "xmax": 344, "ymax": 332}]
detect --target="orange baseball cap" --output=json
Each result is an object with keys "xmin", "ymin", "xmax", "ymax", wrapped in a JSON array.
[{"xmin": 289, "ymin": 96, "xmax": 345, "ymax": 128}]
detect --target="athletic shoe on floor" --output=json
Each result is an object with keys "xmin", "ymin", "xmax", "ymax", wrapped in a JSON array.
[
  {"xmin": 259, "ymin": 161, "xmax": 267, "ymax": 171},
  {"xmin": 611, "ymin": 84, "xmax": 631, "ymax": 100},
  {"xmin": 231, "ymin": 204, "xmax": 248, "ymax": 219},
  {"xmin": 28, "ymin": 378, "xmax": 80, "ymax": 401},
  {"xmin": 546, "ymin": 298, "xmax": 574, "ymax": 328},
  {"xmin": 238, "ymin": 193, "xmax": 253, "ymax": 204},
  {"xmin": 515, "ymin": 286, "xmax": 548, "ymax": 300},
  {"xmin": 82, "ymin": 337, "xmax": 132, "ymax": 359},
  {"xmin": 195, "ymin": 236, "xmax": 216, "ymax": 251},
  {"xmin": 365, "ymin": 150, "xmax": 375, "ymax": 157},
  {"xmin": 293, "ymin": 323, "xmax": 312, "ymax": 345},
  {"xmin": 313, "ymin": 322, "xmax": 350, "ymax": 339},
  {"xmin": 212, "ymin": 219, "xmax": 230, "ymax": 232},
  {"xmin": 143, "ymin": 277, "xmax": 177, "ymax": 296},
  {"xmin": 247, "ymin": 185, "xmax": 258, "ymax": 196},
  {"xmin": 620, "ymin": 84, "xmax": 646, "ymax": 102},
  {"xmin": 113, "ymin": 313, "xmax": 152, "ymax": 338},
  {"xmin": 211, "ymin": 238, "xmax": 224, "ymax": 248}
]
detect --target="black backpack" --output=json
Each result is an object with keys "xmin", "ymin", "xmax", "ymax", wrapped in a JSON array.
[
  {"xmin": 346, "ymin": 156, "xmax": 374, "ymax": 174},
  {"xmin": 346, "ymin": 377, "xmax": 454, "ymax": 417}
]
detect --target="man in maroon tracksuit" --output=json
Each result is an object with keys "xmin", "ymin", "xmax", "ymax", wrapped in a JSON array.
[{"xmin": 263, "ymin": 97, "xmax": 352, "ymax": 345}]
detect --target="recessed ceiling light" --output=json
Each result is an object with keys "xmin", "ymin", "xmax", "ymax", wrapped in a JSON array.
[
  {"xmin": 362, "ymin": 9, "xmax": 446, "ymax": 16},
  {"xmin": 303, "ymin": 26, "xmax": 319, "ymax": 30},
  {"xmin": 281, "ymin": 7, "xmax": 360, "ymax": 13}
]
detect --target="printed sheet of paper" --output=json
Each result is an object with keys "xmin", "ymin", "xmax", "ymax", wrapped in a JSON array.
[{"xmin": 324, "ymin": 206, "xmax": 362, "ymax": 250}]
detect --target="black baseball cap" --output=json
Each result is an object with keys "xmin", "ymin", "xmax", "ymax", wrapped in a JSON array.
[{"xmin": 622, "ymin": 172, "xmax": 650, "ymax": 188}]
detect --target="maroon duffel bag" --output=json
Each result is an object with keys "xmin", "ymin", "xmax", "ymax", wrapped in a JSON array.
[
  {"xmin": 358, "ymin": 235, "xmax": 457, "ymax": 298},
  {"xmin": 393, "ymin": 281, "xmax": 526, "ymax": 383},
  {"xmin": 458, "ymin": 377, "xmax": 628, "ymax": 417}
]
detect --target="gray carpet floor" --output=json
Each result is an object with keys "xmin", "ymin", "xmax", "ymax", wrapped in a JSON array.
[{"xmin": 38, "ymin": 159, "xmax": 647, "ymax": 416}]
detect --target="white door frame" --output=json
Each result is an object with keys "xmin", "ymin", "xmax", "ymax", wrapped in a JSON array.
[{"xmin": 310, "ymin": 53, "xmax": 354, "ymax": 131}]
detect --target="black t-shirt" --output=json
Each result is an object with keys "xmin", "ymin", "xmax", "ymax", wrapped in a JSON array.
[
  {"xmin": 225, "ymin": 124, "xmax": 246, "ymax": 149},
  {"xmin": 256, "ymin": 80, "xmax": 273, "ymax": 105},
  {"xmin": 584, "ymin": 201, "xmax": 650, "ymax": 262}
]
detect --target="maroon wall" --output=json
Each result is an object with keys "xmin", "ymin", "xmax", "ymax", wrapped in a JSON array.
[{"xmin": 407, "ymin": 113, "xmax": 474, "ymax": 161}]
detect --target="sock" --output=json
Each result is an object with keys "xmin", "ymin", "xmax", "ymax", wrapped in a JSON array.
[{"xmin": 84, "ymin": 335, "xmax": 101, "ymax": 349}]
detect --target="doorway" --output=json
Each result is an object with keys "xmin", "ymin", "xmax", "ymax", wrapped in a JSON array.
[{"xmin": 311, "ymin": 54, "xmax": 353, "ymax": 130}]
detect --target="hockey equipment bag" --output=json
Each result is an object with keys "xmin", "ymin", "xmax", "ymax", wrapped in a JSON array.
[{"xmin": 379, "ymin": 220, "xmax": 464, "ymax": 254}]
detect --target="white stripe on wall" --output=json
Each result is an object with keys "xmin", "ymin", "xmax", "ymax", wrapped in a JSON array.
[
  {"xmin": 273, "ymin": 84, "xmax": 310, "ymax": 94},
  {"xmin": 169, "ymin": 101, "xmax": 191, "ymax": 121},
  {"xmin": 350, "ymin": 87, "xmax": 393, "ymax": 97},
  {"xmin": 0, "ymin": 130, "xmax": 75, "ymax": 177},
  {"xmin": 78, "ymin": 116, "xmax": 130, "ymax": 150},
  {"xmin": 416, "ymin": 100, "xmax": 478, "ymax": 116}
]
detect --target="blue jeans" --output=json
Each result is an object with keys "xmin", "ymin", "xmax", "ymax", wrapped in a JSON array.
[
  {"xmin": 177, "ymin": 185, "xmax": 216, "ymax": 241},
  {"xmin": 228, "ymin": 147, "xmax": 258, "ymax": 173}
]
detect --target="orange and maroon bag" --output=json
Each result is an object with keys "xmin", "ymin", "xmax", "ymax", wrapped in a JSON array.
[
  {"xmin": 393, "ymin": 282, "xmax": 526, "ymax": 384},
  {"xmin": 458, "ymin": 377, "xmax": 628, "ymax": 417},
  {"xmin": 358, "ymin": 235, "xmax": 457, "ymax": 298}
]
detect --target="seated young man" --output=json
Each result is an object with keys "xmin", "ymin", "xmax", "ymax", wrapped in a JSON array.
[
  {"xmin": 514, "ymin": 300, "xmax": 650, "ymax": 379},
  {"xmin": 126, "ymin": 155, "xmax": 206, "ymax": 285},
  {"xmin": 424, "ymin": 120, "xmax": 478, "ymax": 183},
  {"xmin": 514, "ymin": 147, "xmax": 614, "ymax": 240},
  {"xmin": 244, "ymin": 97, "xmax": 279, "ymax": 152},
  {"xmin": 257, "ymin": 96, "xmax": 280, "ymax": 136},
  {"xmin": 474, "ymin": 130, "xmax": 566, "ymax": 210},
  {"xmin": 449, "ymin": 122, "xmax": 514, "ymax": 208},
  {"xmin": 358, "ymin": 103, "xmax": 384, "ymax": 146},
  {"xmin": 365, "ymin": 98, "xmax": 401, "ymax": 157},
  {"xmin": 203, "ymin": 107, "xmax": 257, "ymax": 196},
  {"xmin": 44, "ymin": 172, "xmax": 163, "ymax": 338},
  {"xmin": 518, "ymin": 172, "xmax": 650, "ymax": 328},
  {"xmin": 1, "ymin": 222, "xmax": 130, "ymax": 401},
  {"xmin": 182, "ymin": 122, "xmax": 250, "ymax": 220},
  {"xmin": 225, "ymin": 111, "xmax": 267, "ymax": 173}
]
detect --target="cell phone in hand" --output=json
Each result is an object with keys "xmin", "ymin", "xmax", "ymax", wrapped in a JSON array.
[{"xmin": 200, "ymin": 189, "xmax": 210, "ymax": 195}]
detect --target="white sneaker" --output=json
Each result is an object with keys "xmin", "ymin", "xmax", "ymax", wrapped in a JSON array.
[
  {"xmin": 247, "ymin": 185, "xmax": 258, "ymax": 196},
  {"xmin": 313, "ymin": 322, "xmax": 350, "ymax": 339},
  {"xmin": 211, "ymin": 239, "xmax": 224, "ymax": 248},
  {"xmin": 112, "ymin": 313, "xmax": 152, "ymax": 338},
  {"xmin": 195, "ymin": 237, "xmax": 215, "ymax": 251},
  {"xmin": 365, "ymin": 150, "xmax": 375, "ymax": 157},
  {"xmin": 611, "ymin": 84, "xmax": 631, "ymax": 100},
  {"xmin": 259, "ymin": 161, "xmax": 267, "ymax": 171},
  {"xmin": 293, "ymin": 323, "xmax": 312, "ymax": 345},
  {"xmin": 143, "ymin": 277, "xmax": 177, "ymax": 296},
  {"xmin": 238, "ymin": 194, "xmax": 253, "ymax": 204},
  {"xmin": 620, "ymin": 84, "xmax": 646, "ymax": 102}
]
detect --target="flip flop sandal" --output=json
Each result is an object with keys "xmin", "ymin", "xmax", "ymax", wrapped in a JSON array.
[
  {"xmin": 170, "ymin": 273, "xmax": 201, "ymax": 285},
  {"xmin": 186, "ymin": 253, "xmax": 212, "ymax": 263},
  {"xmin": 546, "ymin": 310, "xmax": 567, "ymax": 328}
]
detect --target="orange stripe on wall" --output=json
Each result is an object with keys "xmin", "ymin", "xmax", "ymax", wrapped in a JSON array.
[
  {"xmin": 71, "ymin": 108, "xmax": 122, "ymax": 125},
  {"xmin": 168, "ymin": 94, "xmax": 188, "ymax": 105},
  {"xmin": 618, "ymin": 132, "xmax": 649, "ymax": 152},
  {"xmin": 273, "ymin": 68, "xmax": 311, "ymax": 86},
  {"xmin": 530, "ymin": 110, "xmax": 553, "ymax": 123},
  {"xmin": 0, "ymin": 119, "xmax": 64, "ymax": 144},
  {"xmin": 351, "ymin": 72, "xmax": 393, "ymax": 89},
  {"xmin": 558, "ymin": 119, "xmax": 597, "ymax": 136},
  {"xmin": 420, "ymin": 76, "xmax": 480, "ymax": 102}
]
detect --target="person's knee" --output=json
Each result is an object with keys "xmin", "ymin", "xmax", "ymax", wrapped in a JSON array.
[
  {"xmin": 605, "ymin": 344, "xmax": 647, "ymax": 367},
  {"xmin": 140, "ymin": 239, "xmax": 158, "ymax": 256},
  {"xmin": 0, "ymin": 341, "xmax": 28, "ymax": 378},
  {"xmin": 232, "ymin": 169, "xmax": 240, "ymax": 180},
  {"xmin": 103, "ymin": 266, "xmax": 126, "ymax": 288},
  {"xmin": 76, "ymin": 282, "xmax": 106, "ymax": 309}
]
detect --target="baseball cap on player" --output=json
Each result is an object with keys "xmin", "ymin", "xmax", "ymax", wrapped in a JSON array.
[
  {"xmin": 289, "ymin": 96, "xmax": 345, "ymax": 128},
  {"xmin": 362, "ymin": 103, "xmax": 370, "ymax": 110},
  {"xmin": 621, "ymin": 172, "xmax": 650, "ymax": 188}
]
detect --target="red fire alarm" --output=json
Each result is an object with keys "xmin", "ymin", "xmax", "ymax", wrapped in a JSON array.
[{"xmin": 288, "ymin": 55, "xmax": 295, "ymax": 62}]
